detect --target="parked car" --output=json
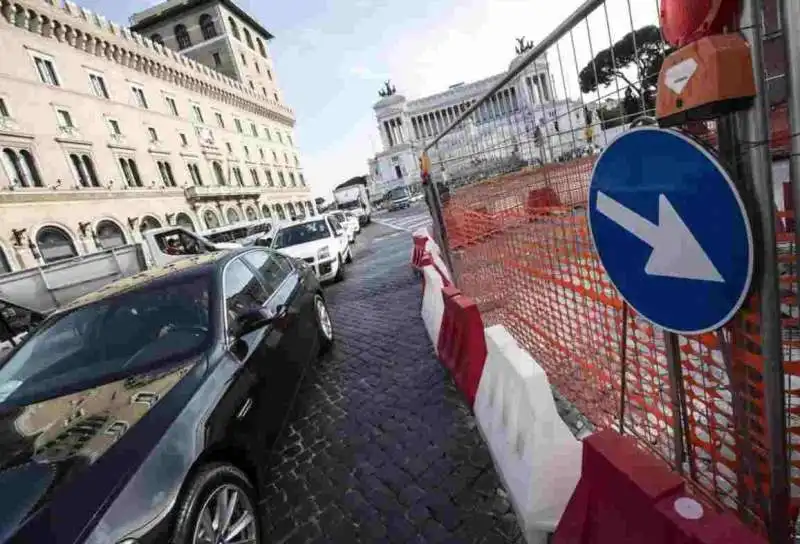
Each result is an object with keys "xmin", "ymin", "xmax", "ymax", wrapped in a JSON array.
[
  {"xmin": 327, "ymin": 211, "xmax": 357, "ymax": 243},
  {"xmin": 262, "ymin": 216, "xmax": 352, "ymax": 282},
  {"xmin": 386, "ymin": 186, "xmax": 411, "ymax": 211},
  {"xmin": 0, "ymin": 248, "xmax": 334, "ymax": 544}
]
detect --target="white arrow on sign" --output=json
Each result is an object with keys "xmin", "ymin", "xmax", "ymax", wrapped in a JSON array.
[{"xmin": 596, "ymin": 191, "xmax": 725, "ymax": 283}]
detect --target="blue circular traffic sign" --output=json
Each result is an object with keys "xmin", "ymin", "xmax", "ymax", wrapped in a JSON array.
[{"xmin": 587, "ymin": 127, "xmax": 753, "ymax": 334}]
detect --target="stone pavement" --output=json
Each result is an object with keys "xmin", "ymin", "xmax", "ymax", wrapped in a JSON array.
[{"xmin": 258, "ymin": 223, "xmax": 524, "ymax": 543}]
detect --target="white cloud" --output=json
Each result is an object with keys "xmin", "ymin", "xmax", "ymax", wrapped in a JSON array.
[{"xmin": 349, "ymin": 65, "xmax": 389, "ymax": 81}]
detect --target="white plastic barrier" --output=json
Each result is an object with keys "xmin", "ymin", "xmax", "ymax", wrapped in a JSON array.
[
  {"xmin": 420, "ymin": 263, "xmax": 446, "ymax": 350},
  {"xmin": 475, "ymin": 325, "xmax": 582, "ymax": 543},
  {"xmin": 413, "ymin": 226, "xmax": 453, "ymax": 284}
]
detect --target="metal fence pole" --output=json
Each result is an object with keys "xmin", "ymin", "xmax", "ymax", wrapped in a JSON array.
[{"xmin": 739, "ymin": 0, "xmax": 790, "ymax": 540}]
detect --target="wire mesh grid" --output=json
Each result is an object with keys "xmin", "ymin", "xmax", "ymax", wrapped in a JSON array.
[{"xmin": 421, "ymin": 0, "xmax": 796, "ymax": 536}]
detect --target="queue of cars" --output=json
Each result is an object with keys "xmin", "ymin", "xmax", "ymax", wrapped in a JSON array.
[{"xmin": 0, "ymin": 209, "xmax": 369, "ymax": 543}]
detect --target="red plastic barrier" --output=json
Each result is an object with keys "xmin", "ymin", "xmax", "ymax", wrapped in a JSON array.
[
  {"xmin": 437, "ymin": 290, "xmax": 488, "ymax": 407},
  {"xmin": 553, "ymin": 430, "xmax": 766, "ymax": 544},
  {"xmin": 412, "ymin": 233, "xmax": 429, "ymax": 269},
  {"xmin": 437, "ymin": 285, "xmax": 462, "ymax": 372}
]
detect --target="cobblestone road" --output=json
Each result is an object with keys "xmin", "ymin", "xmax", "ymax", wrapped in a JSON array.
[{"xmin": 258, "ymin": 221, "xmax": 523, "ymax": 543}]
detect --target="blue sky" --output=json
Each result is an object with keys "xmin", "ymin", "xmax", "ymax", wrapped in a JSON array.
[{"xmin": 79, "ymin": 0, "xmax": 657, "ymax": 197}]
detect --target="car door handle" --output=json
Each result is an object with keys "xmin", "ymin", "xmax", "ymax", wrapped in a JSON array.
[{"xmin": 274, "ymin": 304, "xmax": 288, "ymax": 319}]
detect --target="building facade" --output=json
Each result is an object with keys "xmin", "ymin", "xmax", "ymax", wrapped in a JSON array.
[
  {"xmin": 367, "ymin": 54, "xmax": 588, "ymax": 199},
  {"xmin": 0, "ymin": 0, "xmax": 314, "ymax": 273}
]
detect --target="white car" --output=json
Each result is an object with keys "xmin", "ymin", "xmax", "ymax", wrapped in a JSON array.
[
  {"xmin": 327, "ymin": 211, "xmax": 357, "ymax": 243},
  {"xmin": 268, "ymin": 216, "xmax": 352, "ymax": 282}
]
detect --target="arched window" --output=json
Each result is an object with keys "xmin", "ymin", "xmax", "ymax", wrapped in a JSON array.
[
  {"xmin": 257, "ymin": 38, "xmax": 266, "ymax": 57},
  {"xmin": 261, "ymin": 205, "xmax": 272, "ymax": 218},
  {"xmin": 275, "ymin": 204, "xmax": 285, "ymax": 220},
  {"xmin": 139, "ymin": 216, "xmax": 162, "ymax": 232},
  {"xmin": 95, "ymin": 220, "xmax": 126, "ymax": 249},
  {"xmin": 199, "ymin": 14, "xmax": 216, "ymax": 40},
  {"xmin": 295, "ymin": 202, "xmax": 306, "ymax": 218},
  {"xmin": 150, "ymin": 33, "xmax": 164, "ymax": 45},
  {"xmin": 175, "ymin": 212, "xmax": 195, "ymax": 231},
  {"xmin": 226, "ymin": 208, "xmax": 240, "ymax": 224},
  {"xmin": 228, "ymin": 17, "xmax": 240, "ymax": 40},
  {"xmin": 0, "ymin": 246, "xmax": 10, "ymax": 274},
  {"xmin": 204, "ymin": 209, "xmax": 220, "ymax": 229},
  {"xmin": 69, "ymin": 153, "xmax": 99, "ymax": 187},
  {"xmin": 286, "ymin": 202, "xmax": 296, "ymax": 218},
  {"xmin": 243, "ymin": 28, "xmax": 254, "ymax": 49},
  {"xmin": 232, "ymin": 167, "xmax": 244, "ymax": 186},
  {"xmin": 82, "ymin": 155, "xmax": 99, "ymax": 186},
  {"xmin": 2, "ymin": 148, "xmax": 42, "ymax": 188},
  {"xmin": 174, "ymin": 24, "xmax": 191, "ymax": 50},
  {"xmin": 245, "ymin": 206, "xmax": 257, "ymax": 221},
  {"xmin": 37, "ymin": 226, "xmax": 77, "ymax": 263},
  {"xmin": 212, "ymin": 161, "xmax": 226, "ymax": 185},
  {"xmin": 306, "ymin": 201, "xmax": 315, "ymax": 217},
  {"xmin": 118, "ymin": 158, "xmax": 142, "ymax": 187}
]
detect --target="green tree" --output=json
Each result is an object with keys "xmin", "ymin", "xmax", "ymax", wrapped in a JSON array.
[{"xmin": 578, "ymin": 25, "xmax": 669, "ymax": 114}]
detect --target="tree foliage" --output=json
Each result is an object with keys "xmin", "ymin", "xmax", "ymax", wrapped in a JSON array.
[{"xmin": 579, "ymin": 25, "xmax": 670, "ymax": 113}]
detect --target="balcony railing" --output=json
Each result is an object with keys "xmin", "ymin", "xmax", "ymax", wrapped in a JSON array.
[{"xmin": 184, "ymin": 185, "xmax": 263, "ymax": 200}]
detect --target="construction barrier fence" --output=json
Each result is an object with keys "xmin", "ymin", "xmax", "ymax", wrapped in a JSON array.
[{"xmin": 421, "ymin": 0, "xmax": 798, "ymax": 539}]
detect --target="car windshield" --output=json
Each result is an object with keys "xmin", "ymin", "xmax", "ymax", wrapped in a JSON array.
[
  {"xmin": 387, "ymin": 188, "xmax": 408, "ymax": 200},
  {"xmin": 338, "ymin": 201, "xmax": 361, "ymax": 211},
  {"xmin": 273, "ymin": 220, "xmax": 330, "ymax": 249},
  {"xmin": 0, "ymin": 274, "xmax": 212, "ymax": 407}
]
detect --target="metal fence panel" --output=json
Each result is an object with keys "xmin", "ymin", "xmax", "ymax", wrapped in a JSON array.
[{"xmin": 420, "ymin": 0, "xmax": 797, "ymax": 537}]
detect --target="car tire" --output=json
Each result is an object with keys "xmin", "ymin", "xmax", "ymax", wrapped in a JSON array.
[
  {"xmin": 170, "ymin": 463, "xmax": 261, "ymax": 544},
  {"xmin": 334, "ymin": 256, "xmax": 345, "ymax": 282},
  {"xmin": 345, "ymin": 247, "xmax": 353, "ymax": 264},
  {"xmin": 314, "ymin": 294, "xmax": 334, "ymax": 353}
]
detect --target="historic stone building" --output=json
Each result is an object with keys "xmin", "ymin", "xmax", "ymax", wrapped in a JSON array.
[{"xmin": 0, "ymin": 0, "xmax": 315, "ymax": 272}]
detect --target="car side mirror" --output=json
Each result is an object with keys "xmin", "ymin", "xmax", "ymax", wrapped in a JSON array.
[{"xmin": 234, "ymin": 307, "xmax": 272, "ymax": 337}]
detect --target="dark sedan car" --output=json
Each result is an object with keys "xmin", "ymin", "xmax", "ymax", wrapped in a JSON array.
[{"xmin": 0, "ymin": 247, "xmax": 334, "ymax": 544}]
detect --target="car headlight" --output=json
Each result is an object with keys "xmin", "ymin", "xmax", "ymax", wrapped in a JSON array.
[{"xmin": 317, "ymin": 247, "xmax": 331, "ymax": 260}]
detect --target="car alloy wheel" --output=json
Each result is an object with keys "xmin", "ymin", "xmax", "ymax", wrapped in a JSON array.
[
  {"xmin": 315, "ymin": 294, "xmax": 334, "ymax": 352},
  {"xmin": 191, "ymin": 482, "xmax": 257, "ymax": 544}
]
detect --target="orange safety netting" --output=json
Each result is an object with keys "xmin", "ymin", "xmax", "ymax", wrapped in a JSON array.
[{"xmin": 440, "ymin": 121, "xmax": 798, "ymax": 533}]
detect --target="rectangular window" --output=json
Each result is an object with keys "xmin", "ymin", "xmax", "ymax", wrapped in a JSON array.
[
  {"xmin": 226, "ymin": 142, "xmax": 233, "ymax": 153},
  {"xmin": 89, "ymin": 73, "xmax": 109, "ymax": 99},
  {"xmin": 250, "ymin": 168, "xmax": 260, "ymax": 186},
  {"xmin": 179, "ymin": 133, "xmax": 188, "ymax": 146},
  {"xmin": 215, "ymin": 112, "xmax": 225, "ymax": 128},
  {"xmin": 240, "ymin": 53, "xmax": 247, "ymax": 66},
  {"xmin": 0, "ymin": 98, "xmax": 9, "ymax": 118},
  {"xmin": 56, "ymin": 109, "xmax": 74, "ymax": 128},
  {"xmin": 244, "ymin": 146, "xmax": 250, "ymax": 159},
  {"xmin": 108, "ymin": 119, "xmax": 121, "ymax": 135},
  {"xmin": 213, "ymin": 53, "xmax": 222, "ymax": 68},
  {"xmin": 259, "ymin": 148, "xmax": 265, "ymax": 160},
  {"xmin": 33, "ymin": 56, "xmax": 60, "ymax": 86},
  {"xmin": 278, "ymin": 172, "xmax": 286, "ymax": 187},
  {"xmin": 165, "ymin": 96, "xmax": 179, "ymax": 116},
  {"xmin": 287, "ymin": 134, "xmax": 293, "ymax": 146},
  {"xmin": 250, "ymin": 123, "xmax": 258, "ymax": 137},
  {"xmin": 266, "ymin": 170, "xmax": 274, "ymax": 186},
  {"xmin": 299, "ymin": 173, "xmax": 305, "ymax": 186},
  {"xmin": 131, "ymin": 86, "xmax": 148, "ymax": 109},
  {"xmin": 192, "ymin": 105, "xmax": 204, "ymax": 123},
  {"xmin": 272, "ymin": 150, "xmax": 278, "ymax": 162},
  {"xmin": 267, "ymin": 69, "xmax": 273, "ymax": 80},
  {"xmin": 234, "ymin": 118, "xmax": 243, "ymax": 133},
  {"xmin": 277, "ymin": 132, "xmax": 283, "ymax": 144},
  {"xmin": 264, "ymin": 127, "xmax": 271, "ymax": 141},
  {"xmin": 294, "ymin": 155, "xmax": 299, "ymax": 167},
  {"xmin": 148, "ymin": 127, "xmax": 159, "ymax": 143}
]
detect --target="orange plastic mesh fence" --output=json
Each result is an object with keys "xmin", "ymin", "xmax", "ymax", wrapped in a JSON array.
[{"xmin": 442, "ymin": 144, "xmax": 797, "ymax": 531}]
